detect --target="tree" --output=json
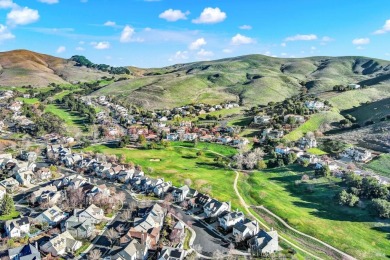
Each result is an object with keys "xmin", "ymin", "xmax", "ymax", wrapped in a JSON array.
[
  {"xmin": 138, "ymin": 135, "xmax": 146, "ymax": 145},
  {"xmin": 337, "ymin": 190, "xmax": 359, "ymax": 207},
  {"xmin": 257, "ymin": 160, "xmax": 267, "ymax": 169},
  {"xmin": 315, "ymin": 165, "xmax": 330, "ymax": 177},
  {"xmin": 106, "ymin": 228, "xmax": 119, "ymax": 246},
  {"xmin": 371, "ymin": 199, "xmax": 390, "ymax": 218},
  {"xmin": 1, "ymin": 194, "xmax": 15, "ymax": 215},
  {"xmin": 88, "ymin": 249, "xmax": 102, "ymax": 260}
]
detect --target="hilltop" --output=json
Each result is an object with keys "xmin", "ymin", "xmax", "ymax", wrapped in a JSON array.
[
  {"xmin": 94, "ymin": 54, "xmax": 390, "ymax": 109},
  {"xmin": 0, "ymin": 50, "xmax": 112, "ymax": 87}
]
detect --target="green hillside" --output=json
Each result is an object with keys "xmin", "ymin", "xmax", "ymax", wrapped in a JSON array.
[{"xmin": 93, "ymin": 54, "xmax": 390, "ymax": 109}]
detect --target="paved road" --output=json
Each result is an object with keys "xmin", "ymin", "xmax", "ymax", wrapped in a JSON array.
[{"xmin": 173, "ymin": 206, "xmax": 229, "ymax": 256}]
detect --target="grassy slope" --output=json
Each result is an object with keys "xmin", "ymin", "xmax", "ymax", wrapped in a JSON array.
[
  {"xmin": 84, "ymin": 145, "xmax": 242, "ymax": 210},
  {"xmin": 365, "ymin": 154, "xmax": 390, "ymax": 177},
  {"xmin": 93, "ymin": 55, "xmax": 390, "ymax": 109},
  {"xmin": 238, "ymin": 165, "xmax": 390, "ymax": 259},
  {"xmin": 284, "ymin": 111, "xmax": 344, "ymax": 141},
  {"xmin": 340, "ymin": 98, "xmax": 390, "ymax": 125}
]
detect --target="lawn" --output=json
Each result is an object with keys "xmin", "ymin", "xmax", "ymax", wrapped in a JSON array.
[
  {"xmin": 365, "ymin": 154, "xmax": 390, "ymax": 177},
  {"xmin": 171, "ymin": 141, "xmax": 237, "ymax": 157},
  {"xmin": 238, "ymin": 165, "xmax": 390, "ymax": 259},
  {"xmin": 16, "ymin": 97, "xmax": 39, "ymax": 105},
  {"xmin": 284, "ymin": 111, "xmax": 344, "ymax": 141},
  {"xmin": 75, "ymin": 241, "xmax": 91, "ymax": 256},
  {"xmin": 306, "ymin": 148, "xmax": 328, "ymax": 156},
  {"xmin": 84, "ymin": 145, "xmax": 241, "ymax": 210},
  {"xmin": 0, "ymin": 210, "xmax": 20, "ymax": 221},
  {"xmin": 45, "ymin": 104, "xmax": 88, "ymax": 132}
]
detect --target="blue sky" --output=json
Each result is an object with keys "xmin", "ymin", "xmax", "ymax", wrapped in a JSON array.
[{"xmin": 1, "ymin": 0, "xmax": 390, "ymax": 67}]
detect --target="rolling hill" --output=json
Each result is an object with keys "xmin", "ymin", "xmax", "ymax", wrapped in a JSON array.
[
  {"xmin": 94, "ymin": 54, "xmax": 390, "ymax": 109},
  {"xmin": 0, "ymin": 49, "xmax": 111, "ymax": 87},
  {"xmin": 2, "ymin": 50, "xmax": 390, "ymax": 110}
]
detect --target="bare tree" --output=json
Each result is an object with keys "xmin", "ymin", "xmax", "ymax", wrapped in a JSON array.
[
  {"xmin": 180, "ymin": 200, "xmax": 189, "ymax": 210},
  {"xmin": 163, "ymin": 193, "xmax": 173, "ymax": 209},
  {"xmin": 244, "ymin": 152, "xmax": 257, "ymax": 170},
  {"xmin": 233, "ymin": 153, "xmax": 245, "ymax": 169},
  {"xmin": 88, "ymin": 249, "xmax": 102, "ymax": 260},
  {"xmin": 106, "ymin": 228, "xmax": 119, "ymax": 246},
  {"xmin": 186, "ymin": 220, "xmax": 194, "ymax": 228},
  {"xmin": 212, "ymin": 249, "xmax": 224, "ymax": 259},
  {"xmin": 121, "ymin": 209, "xmax": 132, "ymax": 222}
]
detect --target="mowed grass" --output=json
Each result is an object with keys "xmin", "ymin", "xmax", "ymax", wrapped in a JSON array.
[
  {"xmin": 16, "ymin": 97, "xmax": 39, "ymax": 104},
  {"xmin": 238, "ymin": 165, "xmax": 390, "ymax": 259},
  {"xmin": 45, "ymin": 104, "xmax": 88, "ymax": 131},
  {"xmin": 284, "ymin": 111, "xmax": 344, "ymax": 141},
  {"xmin": 365, "ymin": 154, "xmax": 390, "ymax": 177},
  {"xmin": 170, "ymin": 141, "xmax": 237, "ymax": 157},
  {"xmin": 84, "ymin": 145, "xmax": 241, "ymax": 209},
  {"xmin": 306, "ymin": 148, "xmax": 328, "ymax": 156}
]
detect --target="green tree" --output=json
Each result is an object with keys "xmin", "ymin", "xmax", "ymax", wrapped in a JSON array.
[
  {"xmin": 138, "ymin": 135, "xmax": 146, "ymax": 145},
  {"xmin": 315, "ymin": 165, "xmax": 330, "ymax": 177},
  {"xmin": 371, "ymin": 199, "xmax": 390, "ymax": 218},
  {"xmin": 257, "ymin": 160, "xmax": 267, "ymax": 169},
  {"xmin": 1, "ymin": 194, "xmax": 15, "ymax": 215}
]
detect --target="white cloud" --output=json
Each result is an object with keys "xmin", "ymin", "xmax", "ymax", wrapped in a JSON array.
[
  {"xmin": 169, "ymin": 50, "xmax": 189, "ymax": 62},
  {"xmin": 0, "ymin": 0, "xmax": 16, "ymax": 9},
  {"xmin": 281, "ymin": 42, "xmax": 286, "ymax": 47},
  {"xmin": 78, "ymin": 41, "xmax": 85, "ymax": 45},
  {"xmin": 92, "ymin": 41, "xmax": 110, "ymax": 49},
  {"xmin": 7, "ymin": 7, "xmax": 40, "ymax": 26},
  {"xmin": 197, "ymin": 49, "xmax": 214, "ymax": 58},
  {"xmin": 321, "ymin": 36, "xmax": 334, "ymax": 42},
  {"xmin": 374, "ymin": 20, "xmax": 390, "ymax": 34},
  {"xmin": 285, "ymin": 34, "xmax": 317, "ymax": 41},
  {"xmin": 231, "ymin": 33, "xmax": 254, "ymax": 45},
  {"xmin": 159, "ymin": 9, "xmax": 189, "ymax": 22},
  {"xmin": 311, "ymin": 46, "xmax": 316, "ymax": 50},
  {"xmin": 0, "ymin": 24, "xmax": 15, "ymax": 41},
  {"xmin": 56, "ymin": 46, "xmax": 66, "ymax": 53},
  {"xmin": 75, "ymin": 46, "xmax": 85, "ymax": 51},
  {"xmin": 223, "ymin": 48, "xmax": 232, "ymax": 53},
  {"xmin": 352, "ymin": 38, "xmax": 370, "ymax": 45},
  {"xmin": 189, "ymin": 38, "xmax": 206, "ymax": 50},
  {"xmin": 120, "ymin": 25, "xmax": 134, "ymax": 43},
  {"xmin": 192, "ymin": 7, "xmax": 226, "ymax": 24},
  {"xmin": 38, "ymin": 0, "xmax": 59, "ymax": 4},
  {"xmin": 239, "ymin": 25, "xmax": 252, "ymax": 30},
  {"xmin": 104, "ymin": 21, "xmax": 116, "ymax": 27}
]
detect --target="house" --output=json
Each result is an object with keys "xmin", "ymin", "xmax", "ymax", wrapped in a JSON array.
[
  {"xmin": 262, "ymin": 128, "xmax": 284, "ymax": 140},
  {"xmin": 283, "ymin": 114, "xmax": 305, "ymax": 124},
  {"xmin": 297, "ymin": 137, "xmax": 317, "ymax": 149},
  {"xmin": 74, "ymin": 204, "xmax": 104, "ymax": 224},
  {"xmin": 216, "ymin": 136, "xmax": 232, "ymax": 145},
  {"xmin": 182, "ymin": 133, "xmax": 198, "ymax": 141},
  {"xmin": 341, "ymin": 147, "xmax": 372, "ymax": 162},
  {"xmin": 204, "ymin": 199, "xmax": 231, "ymax": 218},
  {"xmin": 199, "ymin": 135, "xmax": 214, "ymax": 142},
  {"xmin": 68, "ymin": 174, "xmax": 88, "ymax": 189},
  {"xmin": 15, "ymin": 170, "xmax": 34, "ymax": 186},
  {"xmin": 35, "ymin": 167, "xmax": 52, "ymax": 181},
  {"xmin": 63, "ymin": 154, "xmax": 83, "ymax": 168},
  {"xmin": 19, "ymin": 151, "xmax": 37, "ymax": 162},
  {"xmin": 299, "ymin": 154, "xmax": 318, "ymax": 165},
  {"xmin": 275, "ymin": 145, "xmax": 290, "ymax": 155},
  {"xmin": 249, "ymin": 229, "xmax": 279, "ymax": 256},
  {"xmin": 254, "ymin": 115, "xmax": 271, "ymax": 125},
  {"xmin": 0, "ymin": 177, "xmax": 19, "ymax": 192},
  {"xmin": 233, "ymin": 219, "xmax": 259, "ymax": 240},
  {"xmin": 189, "ymin": 193, "xmax": 211, "ymax": 208},
  {"xmin": 232, "ymin": 138, "xmax": 249, "ymax": 147},
  {"xmin": 29, "ymin": 185, "xmax": 58, "ymax": 202},
  {"xmin": 6, "ymin": 244, "xmax": 41, "ymax": 260},
  {"xmin": 153, "ymin": 182, "xmax": 172, "ymax": 197},
  {"xmin": 218, "ymin": 210, "xmax": 245, "ymax": 231},
  {"xmin": 113, "ymin": 239, "xmax": 149, "ymax": 260},
  {"xmin": 35, "ymin": 206, "xmax": 67, "ymax": 226},
  {"xmin": 159, "ymin": 246, "xmax": 186, "ymax": 260},
  {"xmin": 0, "ymin": 186, "xmax": 5, "ymax": 200},
  {"xmin": 305, "ymin": 101, "xmax": 325, "ymax": 110},
  {"xmin": 172, "ymin": 185, "xmax": 190, "ymax": 202},
  {"xmin": 87, "ymin": 184, "xmax": 111, "ymax": 198},
  {"xmin": 40, "ymin": 231, "xmax": 82, "ymax": 257},
  {"xmin": 170, "ymin": 221, "xmax": 185, "ymax": 243},
  {"xmin": 5, "ymin": 217, "xmax": 30, "ymax": 238},
  {"xmin": 117, "ymin": 169, "xmax": 135, "ymax": 183},
  {"xmin": 63, "ymin": 216, "xmax": 94, "ymax": 239},
  {"xmin": 166, "ymin": 133, "xmax": 179, "ymax": 141}
]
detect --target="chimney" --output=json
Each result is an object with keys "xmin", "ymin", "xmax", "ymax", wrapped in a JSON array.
[{"xmin": 35, "ymin": 241, "xmax": 38, "ymax": 250}]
